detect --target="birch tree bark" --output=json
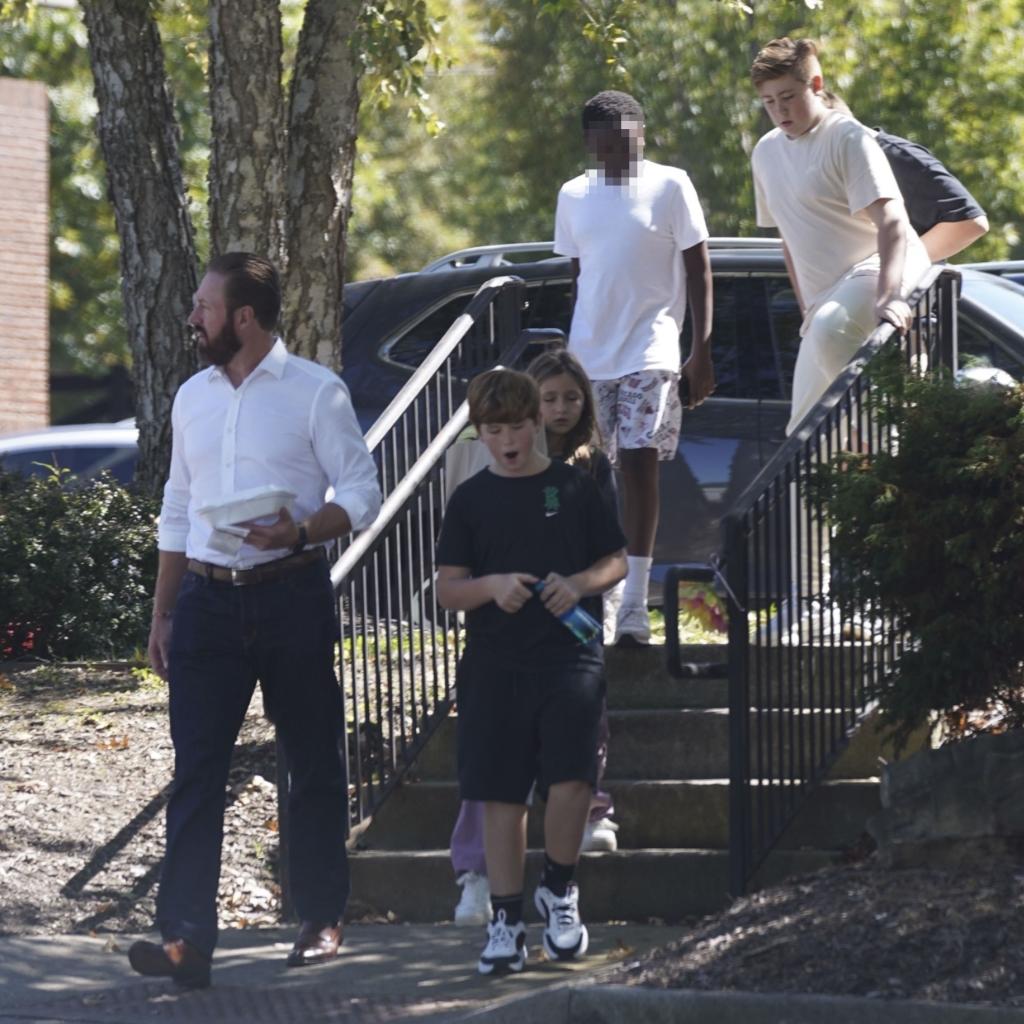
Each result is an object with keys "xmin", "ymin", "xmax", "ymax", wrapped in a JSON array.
[
  {"xmin": 208, "ymin": 0, "xmax": 286, "ymax": 258},
  {"xmin": 281, "ymin": 0, "xmax": 362, "ymax": 368},
  {"xmin": 79, "ymin": 0, "xmax": 198, "ymax": 496}
]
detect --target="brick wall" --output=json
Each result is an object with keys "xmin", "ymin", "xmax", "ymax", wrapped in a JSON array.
[{"xmin": 0, "ymin": 78, "xmax": 49, "ymax": 434}]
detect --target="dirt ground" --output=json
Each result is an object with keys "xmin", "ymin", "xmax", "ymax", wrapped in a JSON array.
[
  {"xmin": 2, "ymin": 661, "xmax": 1023, "ymax": 1007},
  {"xmin": 0, "ymin": 661, "xmax": 282, "ymax": 937}
]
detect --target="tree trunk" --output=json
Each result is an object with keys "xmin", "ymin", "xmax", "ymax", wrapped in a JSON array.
[
  {"xmin": 80, "ymin": 0, "xmax": 198, "ymax": 497},
  {"xmin": 281, "ymin": 0, "xmax": 362, "ymax": 369},
  {"xmin": 208, "ymin": 0, "xmax": 286, "ymax": 259}
]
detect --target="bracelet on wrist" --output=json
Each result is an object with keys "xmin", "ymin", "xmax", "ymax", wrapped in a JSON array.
[{"xmin": 153, "ymin": 609, "xmax": 174, "ymax": 620}]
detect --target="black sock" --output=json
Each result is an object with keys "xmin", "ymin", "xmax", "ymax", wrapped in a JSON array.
[
  {"xmin": 541, "ymin": 854, "xmax": 575, "ymax": 898},
  {"xmin": 491, "ymin": 893, "xmax": 523, "ymax": 926}
]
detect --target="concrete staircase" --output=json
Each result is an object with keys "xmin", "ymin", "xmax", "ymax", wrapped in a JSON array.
[{"xmin": 346, "ymin": 642, "xmax": 889, "ymax": 924}]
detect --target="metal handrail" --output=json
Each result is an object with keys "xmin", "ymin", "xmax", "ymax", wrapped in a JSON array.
[
  {"xmin": 327, "ymin": 275, "xmax": 542, "ymax": 834},
  {"xmin": 276, "ymin": 275, "xmax": 530, "ymax": 914},
  {"xmin": 363, "ymin": 275, "xmax": 523, "ymax": 453},
  {"xmin": 721, "ymin": 264, "xmax": 959, "ymax": 896}
]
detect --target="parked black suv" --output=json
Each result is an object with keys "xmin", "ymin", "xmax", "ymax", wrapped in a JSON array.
[{"xmin": 339, "ymin": 240, "xmax": 1024, "ymax": 576}]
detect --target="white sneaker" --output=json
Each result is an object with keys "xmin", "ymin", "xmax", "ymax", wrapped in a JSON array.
[
  {"xmin": 477, "ymin": 910, "xmax": 527, "ymax": 975},
  {"xmin": 454, "ymin": 871, "xmax": 492, "ymax": 927},
  {"xmin": 614, "ymin": 602, "xmax": 650, "ymax": 646},
  {"xmin": 602, "ymin": 579, "xmax": 625, "ymax": 645},
  {"xmin": 534, "ymin": 882, "xmax": 589, "ymax": 961},
  {"xmin": 581, "ymin": 817, "xmax": 619, "ymax": 853}
]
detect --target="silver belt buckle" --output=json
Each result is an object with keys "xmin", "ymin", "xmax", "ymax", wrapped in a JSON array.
[{"xmin": 231, "ymin": 567, "xmax": 244, "ymax": 585}]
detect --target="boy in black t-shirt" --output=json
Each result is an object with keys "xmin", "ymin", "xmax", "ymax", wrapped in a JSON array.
[{"xmin": 436, "ymin": 369, "xmax": 626, "ymax": 975}]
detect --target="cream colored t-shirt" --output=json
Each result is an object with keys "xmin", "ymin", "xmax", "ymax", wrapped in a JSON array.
[{"xmin": 752, "ymin": 111, "xmax": 930, "ymax": 315}]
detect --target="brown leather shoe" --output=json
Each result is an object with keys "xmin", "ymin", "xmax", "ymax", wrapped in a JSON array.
[
  {"xmin": 128, "ymin": 937, "xmax": 211, "ymax": 989},
  {"xmin": 286, "ymin": 920, "xmax": 343, "ymax": 968}
]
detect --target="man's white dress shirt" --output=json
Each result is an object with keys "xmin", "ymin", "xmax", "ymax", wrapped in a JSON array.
[{"xmin": 157, "ymin": 339, "xmax": 381, "ymax": 567}]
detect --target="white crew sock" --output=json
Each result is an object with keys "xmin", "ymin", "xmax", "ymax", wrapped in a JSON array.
[{"xmin": 622, "ymin": 556, "xmax": 652, "ymax": 608}]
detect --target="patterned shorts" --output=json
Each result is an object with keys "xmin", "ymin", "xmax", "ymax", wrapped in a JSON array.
[{"xmin": 593, "ymin": 369, "xmax": 682, "ymax": 464}]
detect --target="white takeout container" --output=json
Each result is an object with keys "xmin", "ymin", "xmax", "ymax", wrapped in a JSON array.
[{"xmin": 197, "ymin": 486, "xmax": 297, "ymax": 530}]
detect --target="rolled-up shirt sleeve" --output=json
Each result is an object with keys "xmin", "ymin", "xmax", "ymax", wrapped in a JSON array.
[
  {"xmin": 312, "ymin": 379, "xmax": 382, "ymax": 532},
  {"xmin": 157, "ymin": 393, "xmax": 191, "ymax": 552}
]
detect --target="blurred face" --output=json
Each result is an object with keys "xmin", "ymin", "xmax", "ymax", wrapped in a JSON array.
[
  {"xmin": 538, "ymin": 373, "xmax": 585, "ymax": 447},
  {"xmin": 480, "ymin": 418, "xmax": 541, "ymax": 476},
  {"xmin": 188, "ymin": 272, "xmax": 241, "ymax": 366},
  {"xmin": 584, "ymin": 118, "xmax": 643, "ymax": 181},
  {"xmin": 757, "ymin": 72, "xmax": 826, "ymax": 139}
]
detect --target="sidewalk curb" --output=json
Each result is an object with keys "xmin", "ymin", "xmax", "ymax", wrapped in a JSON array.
[{"xmin": 457, "ymin": 984, "xmax": 1024, "ymax": 1022}]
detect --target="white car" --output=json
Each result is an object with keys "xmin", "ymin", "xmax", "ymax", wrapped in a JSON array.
[{"xmin": 0, "ymin": 418, "xmax": 138, "ymax": 484}]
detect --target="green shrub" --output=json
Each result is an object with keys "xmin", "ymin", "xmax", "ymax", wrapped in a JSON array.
[
  {"xmin": 0, "ymin": 469, "xmax": 159, "ymax": 660},
  {"xmin": 814, "ymin": 348, "xmax": 1024, "ymax": 750}
]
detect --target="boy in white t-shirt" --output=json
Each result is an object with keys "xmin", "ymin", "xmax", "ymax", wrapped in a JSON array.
[
  {"xmin": 750, "ymin": 37, "xmax": 931, "ymax": 434},
  {"xmin": 554, "ymin": 90, "xmax": 714, "ymax": 644}
]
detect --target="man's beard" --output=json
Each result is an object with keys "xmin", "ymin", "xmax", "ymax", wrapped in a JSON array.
[{"xmin": 196, "ymin": 316, "xmax": 242, "ymax": 366}]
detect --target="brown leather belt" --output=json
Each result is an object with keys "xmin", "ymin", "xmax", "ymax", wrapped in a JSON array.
[{"xmin": 187, "ymin": 547, "xmax": 326, "ymax": 586}]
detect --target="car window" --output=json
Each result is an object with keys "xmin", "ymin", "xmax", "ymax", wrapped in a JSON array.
[
  {"xmin": 523, "ymin": 279, "xmax": 573, "ymax": 334},
  {"xmin": 957, "ymin": 317, "xmax": 1024, "ymax": 379},
  {"xmin": 759, "ymin": 278, "xmax": 801, "ymax": 400},
  {"xmin": 385, "ymin": 280, "xmax": 575, "ymax": 374},
  {"xmin": 0, "ymin": 445, "xmax": 137, "ymax": 483},
  {"xmin": 680, "ymin": 276, "xmax": 743, "ymax": 399},
  {"xmin": 385, "ymin": 292, "xmax": 479, "ymax": 369}
]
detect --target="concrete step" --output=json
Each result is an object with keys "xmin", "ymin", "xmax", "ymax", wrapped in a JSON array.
[
  {"xmin": 346, "ymin": 847, "xmax": 833, "ymax": 924},
  {"xmin": 412, "ymin": 709, "xmax": 894, "ymax": 781},
  {"xmin": 359, "ymin": 777, "xmax": 880, "ymax": 852},
  {"xmin": 537, "ymin": 643, "xmax": 882, "ymax": 711}
]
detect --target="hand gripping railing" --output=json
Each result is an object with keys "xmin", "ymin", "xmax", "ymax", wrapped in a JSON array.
[{"xmin": 721, "ymin": 265, "xmax": 959, "ymax": 896}]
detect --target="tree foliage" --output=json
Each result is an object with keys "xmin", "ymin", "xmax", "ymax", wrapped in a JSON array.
[{"xmin": 2, "ymin": 0, "xmax": 1022, "ymax": 382}]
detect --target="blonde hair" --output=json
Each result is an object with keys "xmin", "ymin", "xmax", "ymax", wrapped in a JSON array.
[
  {"xmin": 750, "ymin": 37, "xmax": 820, "ymax": 87},
  {"xmin": 467, "ymin": 368, "xmax": 539, "ymax": 429},
  {"xmin": 525, "ymin": 348, "xmax": 602, "ymax": 472}
]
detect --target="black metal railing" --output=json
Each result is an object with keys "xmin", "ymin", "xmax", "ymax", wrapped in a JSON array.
[
  {"xmin": 722, "ymin": 265, "xmax": 959, "ymax": 896},
  {"xmin": 331, "ymin": 275, "xmax": 542, "ymax": 833}
]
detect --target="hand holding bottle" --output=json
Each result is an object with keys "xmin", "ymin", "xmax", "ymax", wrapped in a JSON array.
[{"xmin": 533, "ymin": 576, "xmax": 600, "ymax": 644}]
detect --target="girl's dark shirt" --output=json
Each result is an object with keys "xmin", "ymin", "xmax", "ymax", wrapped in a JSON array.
[{"xmin": 436, "ymin": 458, "xmax": 626, "ymax": 656}]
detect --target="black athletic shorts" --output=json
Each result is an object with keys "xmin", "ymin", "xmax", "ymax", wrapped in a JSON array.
[{"xmin": 456, "ymin": 641, "xmax": 605, "ymax": 804}]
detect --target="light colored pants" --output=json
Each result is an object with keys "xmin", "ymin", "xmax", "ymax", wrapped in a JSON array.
[{"xmin": 787, "ymin": 272, "xmax": 878, "ymax": 437}]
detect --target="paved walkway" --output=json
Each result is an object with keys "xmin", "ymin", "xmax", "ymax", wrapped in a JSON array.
[{"xmin": 0, "ymin": 923, "xmax": 672, "ymax": 1023}]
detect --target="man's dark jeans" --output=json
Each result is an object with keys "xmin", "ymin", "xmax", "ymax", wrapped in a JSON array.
[{"xmin": 158, "ymin": 558, "xmax": 348, "ymax": 956}]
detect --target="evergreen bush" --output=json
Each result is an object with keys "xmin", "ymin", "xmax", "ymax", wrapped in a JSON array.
[
  {"xmin": 814, "ymin": 348, "xmax": 1024, "ymax": 750},
  {"xmin": 0, "ymin": 469, "xmax": 159, "ymax": 660}
]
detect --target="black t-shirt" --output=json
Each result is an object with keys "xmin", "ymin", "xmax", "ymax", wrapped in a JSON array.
[
  {"xmin": 875, "ymin": 130, "xmax": 985, "ymax": 237},
  {"xmin": 436, "ymin": 459, "xmax": 626, "ymax": 655}
]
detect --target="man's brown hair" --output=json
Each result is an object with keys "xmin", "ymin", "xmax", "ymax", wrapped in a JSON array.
[
  {"xmin": 750, "ymin": 37, "xmax": 820, "ymax": 87},
  {"xmin": 467, "ymin": 369, "xmax": 540, "ymax": 428},
  {"xmin": 206, "ymin": 252, "xmax": 281, "ymax": 330}
]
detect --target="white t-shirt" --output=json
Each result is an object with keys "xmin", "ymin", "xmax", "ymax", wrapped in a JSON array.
[
  {"xmin": 554, "ymin": 159, "xmax": 709, "ymax": 380},
  {"xmin": 752, "ymin": 111, "xmax": 930, "ymax": 315}
]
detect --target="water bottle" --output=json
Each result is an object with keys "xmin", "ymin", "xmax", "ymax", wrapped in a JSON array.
[{"xmin": 533, "ymin": 581, "xmax": 601, "ymax": 644}]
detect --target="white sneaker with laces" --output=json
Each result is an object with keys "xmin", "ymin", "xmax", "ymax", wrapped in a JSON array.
[
  {"xmin": 581, "ymin": 817, "xmax": 619, "ymax": 853},
  {"xmin": 477, "ymin": 910, "xmax": 527, "ymax": 975},
  {"xmin": 614, "ymin": 602, "xmax": 651, "ymax": 646},
  {"xmin": 454, "ymin": 871, "xmax": 492, "ymax": 927},
  {"xmin": 534, "ymin": 882, "xmax": 589, "ymax": 961}
]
